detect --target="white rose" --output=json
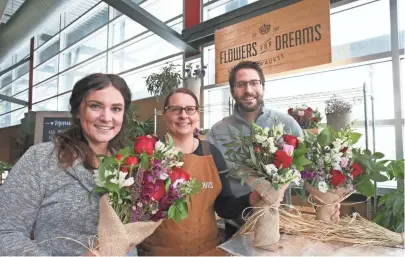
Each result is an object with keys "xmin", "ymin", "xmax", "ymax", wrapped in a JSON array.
[
  {"xmin": 155, "ymin": 141, "xmax": 166, "ymax": 151},
  {"xmin": 275, "ymin": 123, "xmax": 285, "ymax": 135},
  {"xmin": 317, "ymin": 181, "xmax": 329, "ymax": 193},
  {"xmin": 292, "ymin": 169, "xmax": 302, "ymax": 185},
  {"xmin": 265, "ymin": 164, "xmax": 278, "ymax": 176}
]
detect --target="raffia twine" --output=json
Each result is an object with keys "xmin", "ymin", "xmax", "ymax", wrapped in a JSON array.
[
  {"xmin": 279, "ymin": 208, "xmax": 404, "ymax": 248},
  {"xmin": 235, "ymin": 181, "xmax": 289, "ymax": 252}
]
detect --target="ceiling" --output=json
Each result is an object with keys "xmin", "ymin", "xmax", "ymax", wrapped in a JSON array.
[{"xmin": 0, "ymin": 0, "xmax": 26, "ymax": 25}]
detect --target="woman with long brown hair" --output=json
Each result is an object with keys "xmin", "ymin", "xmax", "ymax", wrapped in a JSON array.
[{"xmin": 0, "ymin": 73, "xmax": 132, "ymax": 256}]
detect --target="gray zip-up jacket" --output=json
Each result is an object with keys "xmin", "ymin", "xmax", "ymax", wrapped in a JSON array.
[{"xmin": 0, "ymin": 142, "xmax": 99, "ymax": 256}]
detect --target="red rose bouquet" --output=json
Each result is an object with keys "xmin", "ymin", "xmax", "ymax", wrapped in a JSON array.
[
  {"xmin": 223, "ymin": 121, "xmax": 310, "ymax": 251},
  {"xmin": 288, "ymin": 105, "xmax": 323, "ymax": 129},
  {"xmin": 91, "ymin": 135, "xmax": 202, "ymax": 255},
  {"xmin": 302, "ymin": 125, "xmax": 391, "ymax": 223}
]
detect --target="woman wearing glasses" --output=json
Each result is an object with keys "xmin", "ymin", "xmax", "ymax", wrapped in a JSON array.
[{"xmin": 139, "ymin": 88, "xmax": 258, "ymax": 256}]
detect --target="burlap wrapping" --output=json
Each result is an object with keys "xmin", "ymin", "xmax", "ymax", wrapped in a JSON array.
[
  {"xmin": 98, "ymin": 194, "xmax": 162, "ymax": 256},
  {"xmin": 239, "ymin": 178, "xmax": 289, "ymax": 252},
  {"xmin": 304, "ymin": 181, "xmax": 351, "ymax": 223}
]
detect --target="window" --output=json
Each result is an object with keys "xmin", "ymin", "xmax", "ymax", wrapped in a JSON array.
[
  {"xmin": 112, "ymin": 32, "xmax": 180, "ymax": 73},
  {"xmin": 11, "ymin": 91, "xmax": 28, "ymax": 111},
  {"xmin": 58, "ymin": 92, "xmax": 71, "ymax": 111},
  {"xmin": 15, "ymin": 44, "xmax": 30, "ymax": 63},
  {"xmin": 111, "ymin": 17, "xmax": 147, "ymax": 46},
  {"xmin": 64, "ymin": 6, "xmax": 108, "ymax": 49},
  {"xmin": 203, "ymin": 0, "xmax": 257, "ymax": 21},
  {"xmin": 0, "ymin": 84, "xmax": 11, "ymax": 97},
  {"xmin": 203, "ymin": 86, "xmax": 232, "ymax": 127},
  {"xmin": 10, "ymin": 107, "xmax": 27, "ymax": 126},
  {"xmin": 16, "ymin": 62, "xmax": 29, "ymax": 78},
  {"xmin": 399, "ymin": 0, "xmax": 404, "ymax": 49},
  {"xmin": 33, "ymin": 79, "xmax": 58, "ymax": 103},
  {"xmin": 62, "ymin": 27, "xmax": 107, "ymax": 71},
  {"xmin": 0, "ymin": 72, "xmax": 12, "ymax": 89},
  {"xmin": 36, "ymin": 17, "xmax": 61, "ymax": 48},
  {"xmin": 32, "ymin": 98, "xmax": 58, "ymax": 111},
  {"xmin": 0, "ymin": 112, "xmax": 11, "ymax": 128},
  {"xmin": 12, "ymin": 74, "xmax": 29, "ymax": 95},
  {"xmin": 203, "ymin": 44, "xmax": 216, "ymax": 86},
  {"xmin": 36, "ymin": 37, "xmax": 60, "ymax": 65},
  {"xmin": 64, "ymin": 0, "xmax": 102, "ymax": 28},
  {"xmin": 0, "ymin": 57, "xmax": 13, "ymax": 71},
  {"xmin": 34, "ymin": 57, "xmax": 59, "ymax": 84},
  {"xmin": 331, "ymin": 0, "xmax": 391, "ymax": 61},
  {"xmin": 121, "ymin": 55, "xmax": 182, "ymax": 100},
  {"xmin": 59, "ymin": 56, "xmax": 106, "ymax": 94},
  {"xmin": 0, "ymin": 100, "xmax": 11, "ymax": 115},
  {"xmin": 141, "ymin": 0, "xmax": 183, "ymax": 22}
]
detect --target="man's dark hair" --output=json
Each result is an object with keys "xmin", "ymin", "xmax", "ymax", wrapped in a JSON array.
[{"xmin": 228, "ymin": 61, "xmax": 265, "ymax": 90}]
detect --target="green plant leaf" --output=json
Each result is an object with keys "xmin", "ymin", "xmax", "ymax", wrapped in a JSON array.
[
  {"xmin": 140, "ymin": 153, "xmax": 149, "ymax": 170},
  {"xmin": 369, "ymin": 172, "xmax": 389, "ymax": 182},
  {"xmin": 372, "ymin": 152, "xmax": 385, "ymax": 159},
  {"xmin": 355, "ymin": 179, "xmax": 375, "ymax": 197},
  {"xmin": 349, "ymin": 132, "xmax": 362, "ymax": 144},
  {"xmin": 116, "ymin": 147, "xmax": 131, "ymax": 157},
  {"xmin": 317, "ymin": 127, "xmax": 334, "ymax": 147},
  {"xmin": 165, "ymin": 178, "xmax": 171, "ymax": 192}
]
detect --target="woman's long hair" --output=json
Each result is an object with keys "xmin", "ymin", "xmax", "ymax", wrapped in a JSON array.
[{"xmin": 53, "ymin": 73, "xmax": 132, "ymax": 169}]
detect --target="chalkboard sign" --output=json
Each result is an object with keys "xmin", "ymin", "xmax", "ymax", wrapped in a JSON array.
[{"xmin": 42, "ymin": 117, "xmax": 72, "ymax": 142}]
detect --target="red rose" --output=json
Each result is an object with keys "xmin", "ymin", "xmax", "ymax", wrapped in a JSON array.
[
  {"xmin": 169, "ymin": 167, "xmax": 190, "ymax": 182},
  {"xmin": 331, "ymin": 170, "xmax": 346, "ymax": 187},
  {"xmin": 151, "ymin": 179, "xmax": 166, "ymax": 201},
  {"xmin": 120, "ymin": 167, "xmax": 129, "ymax": 173},
  {"xmin": 306, "ymin": 107, "xmax": 313, "ymax": 114},
  {"xmin": 115, "ymin": 154, "xmax": 124, "ymax": 161},
  {"xmin": 125, "ymin": 156, "xmax": 139, "ymax": 166},
  {"xmin": 273, "ymin": 150, "xmax": 293, "ymax": 169},
  {"xmin": 134, "ymin": 135, "xmax": 157, "ymax": 155},
  {"xmin": 288, "ymin": 108, "xmax": 293, "ymax": 115},
  {"xmin": 351, "ymin": 163, "xmax": 364, "ymax": 177},
  {"xmin": 282, "ymin": 134, "xmax": 299, "ymax": 149}
]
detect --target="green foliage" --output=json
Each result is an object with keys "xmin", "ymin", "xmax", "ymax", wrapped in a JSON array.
[
  {"xmin": 145, "ymin": 63, "xmax": 182, "ymax": 97},
  {"xmin": 125, "ymin": 104, "xmax": 154, "ymax": 142},
  {"xmin": 373, "ymin": 159, "xmax": 404, "ymax": 233}
]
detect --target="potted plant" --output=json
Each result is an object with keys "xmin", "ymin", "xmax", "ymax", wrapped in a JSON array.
[
  {"xmin": 145, "ymin": 63, "xmax": 182, "ymax": 98},
  {"xmin": 125, "ymin": 104, "xmax": 154, "ymax": 145},
  {"xmin": 287, "ymin": 105, "xmax": 323, "ymax": 134},
  {"xmin": 325, "ymin": 95, "xmax": 352, "ymax": 131},
  {"xmin": 373, "ymin": 159, "xmax": 404, "ymax": 233},
  {"xmin": 184, "ymin": 64, "xmax": 207, "ymax": 102}
]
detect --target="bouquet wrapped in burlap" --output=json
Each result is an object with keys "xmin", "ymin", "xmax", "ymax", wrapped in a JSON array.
[
  {"xmin": 222, "ymin": 122, "xmax": 310, "ymax": 251},
  {"xmin": 97, "ymin": 195, "xmax": 162, "ymax": 256},
  {"xmin": 301, "ymin": 126, "xmax": 393, "ymax": 223},
  {"xmin": 92, "ymin": 135, "xmax": 202, "ymax": 256},
  {"xmin": 240, "ymin": 178, "xmax": 289, "ymax": 251}
]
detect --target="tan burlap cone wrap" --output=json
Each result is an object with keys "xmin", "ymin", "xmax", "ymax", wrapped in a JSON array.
[
  {"xmin": 240, "ymin": 178, "xmax": 288, "ymax": 252},
  {"xmin": 304, "ymin": 181, "xmax": 351, "ymax": 223},
  {"xmin": 98, "ymin": 194, "xmax": 162, "ymax": 256}
]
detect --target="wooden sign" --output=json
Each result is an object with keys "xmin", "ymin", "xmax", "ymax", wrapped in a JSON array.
[{"xmin": 214, "ymin": 0, "xmax": 331, "ymax": 84}]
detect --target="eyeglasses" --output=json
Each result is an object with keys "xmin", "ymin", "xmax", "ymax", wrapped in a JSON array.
[
  {"xmin": 164, "ymin": 106, "xmax": 199, "ymax": 115},
  {"xmin": 235, "ymin": 79, "xmax": 262, "ymax": 89}
]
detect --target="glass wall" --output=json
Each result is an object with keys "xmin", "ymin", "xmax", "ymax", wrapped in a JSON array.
[{"xmin": 0, "ymin": 0, "xmax": 184, "ymax": 128}]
